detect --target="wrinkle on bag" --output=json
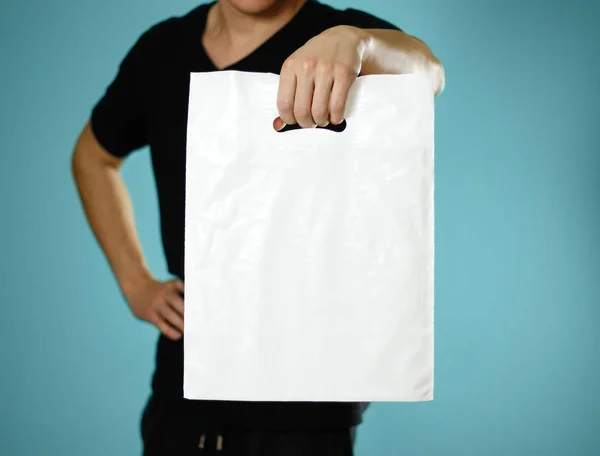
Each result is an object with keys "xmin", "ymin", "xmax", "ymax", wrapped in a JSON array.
[{"xmin": 184, "ymin": 71, "xmax": 434, "ymax": 402}]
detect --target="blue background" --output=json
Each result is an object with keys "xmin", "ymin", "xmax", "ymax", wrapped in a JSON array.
[{"xmin": 1, "ymin": 0, "xmax": 598, "ymax": 455}]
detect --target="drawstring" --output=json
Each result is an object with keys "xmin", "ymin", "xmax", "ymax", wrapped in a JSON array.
[{"xmin": 198, "ymin": 429, "xmax": 224, "ymax": 453}]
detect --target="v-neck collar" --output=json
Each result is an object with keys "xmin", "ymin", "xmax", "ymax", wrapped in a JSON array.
[{"xmin": 196, "ymin": 0, "xmax": 315, "ymax": 72}]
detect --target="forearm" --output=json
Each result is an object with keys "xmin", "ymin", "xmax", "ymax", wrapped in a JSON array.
[
  {"xmin": 71, "ymin": 123, "xmax": 152, "ymax": 295},
  {"xmin": 354, "ymin": 27, "xmax": 445, "ymax": 95}
]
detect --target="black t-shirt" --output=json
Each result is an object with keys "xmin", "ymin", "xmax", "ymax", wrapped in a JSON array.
[{"xmin": 91, "ymin": 0, "xmax": 400, "ymax": 430}]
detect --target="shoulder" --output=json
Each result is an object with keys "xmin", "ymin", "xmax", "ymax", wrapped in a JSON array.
[
  {"xmin": 306, "ymin": 1, "xmax": 400, "ymax": 31},
  {"xmin": 335, "ymin": 8, "xmax": 400, "ymax": 30},
  {"xmin": 128, "ymin": 3, "xmax": 209, "ymax": 62}
]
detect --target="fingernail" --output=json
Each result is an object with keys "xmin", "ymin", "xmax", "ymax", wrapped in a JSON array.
[{"xmin": 273, "ymin": 117, "xmax": 285, "ymax": 131}]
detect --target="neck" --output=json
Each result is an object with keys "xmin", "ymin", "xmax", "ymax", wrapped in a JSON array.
[{"xmin": 205, "ymin": 0, "xmax": 307, "ymax": 44}]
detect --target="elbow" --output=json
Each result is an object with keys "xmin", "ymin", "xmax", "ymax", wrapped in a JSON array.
[
  {"xmin": 416, "ymin": 39, "xmax": 444, "ymax": 96},
  {"xmin": 71, "ymin": 143, "xmax": 93, "ymax": 185},
  {"xmin": 408, "ymin": 36, "xmax": 445, "ymax": 96},
  {"xmin": 430, "ymin": 56, "xmax": 445, "ymax": 96},
  {"xmin": 71, "ymin": 125, "xmax": 90, "ymax": 183},
  {"xmin": 70, "ymin": 145, "xmax": 84, "ymax": 184}
]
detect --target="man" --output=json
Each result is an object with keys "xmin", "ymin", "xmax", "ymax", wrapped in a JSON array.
[{"xmin": 72, "ymin": 0, "xmax": 444, "ymax": 454}]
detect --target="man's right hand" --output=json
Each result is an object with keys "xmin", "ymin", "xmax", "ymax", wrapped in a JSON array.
[
  {"xmin": 72, "ymin": 123, "xmax": 185, "ymax": 341},
  {"xmin": 124, "ymin": 277, "xmax": 185, "ymax": 341}
]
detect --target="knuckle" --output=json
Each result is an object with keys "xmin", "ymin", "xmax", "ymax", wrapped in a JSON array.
[
  {"xmin": 330, "ymin": 105, "xmax": 344, "ymax": 119},
  {"xmin": 277, "ymin": 98, "xmax": 293, "ymax": 113},
  {"xmin": 150, "ymin": 296, "xmax": 162, "ymax": 310},
  {"xmin": 294, "ymin": 106, "xmax": 310, "ymax": 119},
  {"xmin": 160, "ymin": 306, "xmax": 171, "ymax": 318},
  {"xmin": 146, "ymin": 311, "xmax": 158, "ymax": 325},
  {"xmin": 301, "ymin": 58, "xmax": 318, "ymax": 73},
  {"xmin": 155, "ymin": 319, "xmax": 167, "ymax": 330},
  {"xmin": 312, "ymin": 107, "xmax": 328, "ymax": 120},
  {"xmin": 335, "ymin": 63, "xmax": 355, "ymax": 78},
  {"xmin": 318, "ymin": 60, "xmax": 334, "ymax": 74},
  {"xmin": 282, "ymin": 57, "xmax": 296, "ymax": 71},
  {"xmin": 155, "ymin": 287, "xmax": 166, "ymax": 300}
]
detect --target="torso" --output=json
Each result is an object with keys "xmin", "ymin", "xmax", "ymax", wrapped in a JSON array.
[
  {"xmin": 136, "ymin": 0, "xmax": 398, "ymax": 429},
  {"xmin": 146, "ymin": 1, "xmax": 348, "ymax": 281}
]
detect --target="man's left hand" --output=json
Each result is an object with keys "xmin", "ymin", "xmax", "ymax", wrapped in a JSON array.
[{"xmin": 274, "ymin": 26, "xmax": 367, "ymax": 130}]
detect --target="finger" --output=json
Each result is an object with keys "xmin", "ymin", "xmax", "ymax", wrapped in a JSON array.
[
  {"xmin": 312, "ymin": 63, "xmax": 334, "ymax": 127},
  {"xmin": 294, "ymin": 62, "xmax": 316, "ymax": 128},
  {"xmin": 158, "ymin": 302, "xmax": 184, "ymax": 333},
  {"xmin": 277, "ymin": 60, "xmax": 298, "ymax": 126},
  {"xmin": 166, "ymin": 289, "xmax": 185, "ymax": 318},
  {"xmin": 150, "ymin": 312, "xmax": 182, "ymax": 340},
  {"xmin": 329, "ymin": 65, "xmax": 356, "ymax": 125},
  {"xmin": 171, "ymin": 279, "xmax": 185, "ymax": 296}
]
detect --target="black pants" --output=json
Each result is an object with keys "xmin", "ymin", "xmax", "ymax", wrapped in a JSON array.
[{"xmin": 141, "ymin": 396, "xmax": 356, "ymax": 456}]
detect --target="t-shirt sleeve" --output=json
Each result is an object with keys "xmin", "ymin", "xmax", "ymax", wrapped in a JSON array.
[
  {"xmin": 335, "ymin": 8, "xmax": 402, "ymax": 31},
  {"xmin": 90, "ymin": 28, "xmax": 153, "ymax": 158}
]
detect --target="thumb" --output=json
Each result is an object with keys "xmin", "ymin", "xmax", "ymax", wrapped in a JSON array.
[{"xmin": 273, "ymin": 116, "xmax": 286, "ymax": 132}]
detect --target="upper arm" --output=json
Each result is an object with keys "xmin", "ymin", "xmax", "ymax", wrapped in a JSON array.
[
  {"xmin": 89, "ymin": 21, "xmax": 170, "ymax": 160},
  {"xmin": 335, "ymin": 8, "xmax": 402, "ymax": 32},
  {"xmin": 72, "ymin": 120, "xmax": 123, "ymax": 169}
]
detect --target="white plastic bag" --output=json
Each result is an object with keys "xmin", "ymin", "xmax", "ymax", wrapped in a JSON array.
[{"xmin": 184, "ymin": 71, "xmax": 434, "ymax": 402}]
